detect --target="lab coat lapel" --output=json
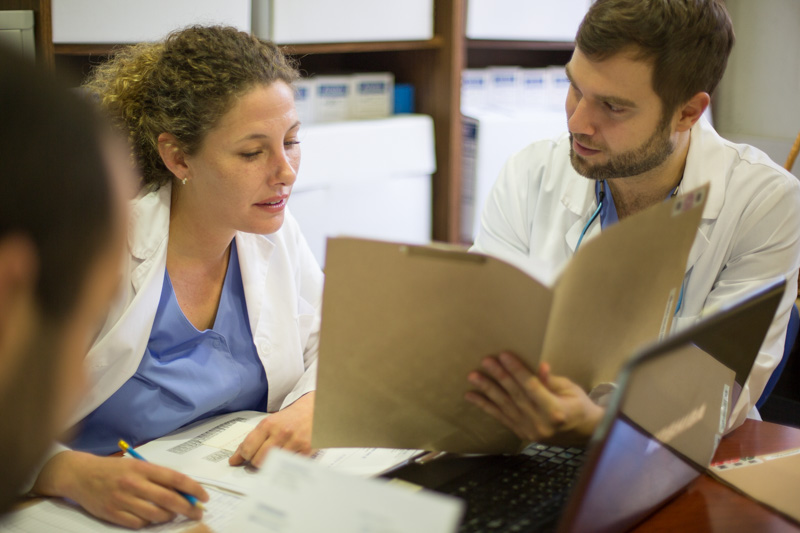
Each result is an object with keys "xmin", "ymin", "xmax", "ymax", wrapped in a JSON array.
[
  {"xmin": 562, "ymin": 176, "xmax": 598, "ymax": 254},
  {"xmin": 681, "ymin": 118, "xmax": 724, "ymax": 275},
  {"xmin": 73, "ymin": 186, "xmax": 170, "ymax": 425},
  {"xmin": 236, "ymin": 232, "xmax": 275, "ymax": 340}
]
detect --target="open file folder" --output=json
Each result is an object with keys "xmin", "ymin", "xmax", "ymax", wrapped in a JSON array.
[{"xmin": 312, "ymin": 186, "xmax": 708, "ymax": 454}]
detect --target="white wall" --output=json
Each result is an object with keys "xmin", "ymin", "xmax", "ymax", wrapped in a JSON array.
[{"xmin": 714, "ymin": 0, "xmax": 800, "ymax": 177}]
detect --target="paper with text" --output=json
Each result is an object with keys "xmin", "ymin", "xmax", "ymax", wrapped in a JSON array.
[
  {"xmin": 224, "ymin": 449, "xmax": 464, "ymax": 533},
  {"xmin": 133, "ymin": 411, "xmax": 423, "ymax": 494}
]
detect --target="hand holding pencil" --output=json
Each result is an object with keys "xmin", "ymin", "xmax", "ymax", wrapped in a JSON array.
[
  {"xmin": 32, "ymin": 445, "xmax": 209, "ymax": 529},
  {"xmin": 118, "ymin": 439, "xmax": 206, "ymax": 510}
]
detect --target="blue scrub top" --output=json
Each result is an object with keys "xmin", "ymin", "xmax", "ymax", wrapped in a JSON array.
[
  {"xmin": 71, "ymin": 241, "xmax": 268, "ymax": 455},
  {"xmin": 597, "ymin": 179, "xmax": 619, "ymax": 229}
]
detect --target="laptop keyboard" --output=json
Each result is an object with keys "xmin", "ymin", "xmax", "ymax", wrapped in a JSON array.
[{"xmin": 439, "ymin": 443, "xmax": 586, "ymax": 533}]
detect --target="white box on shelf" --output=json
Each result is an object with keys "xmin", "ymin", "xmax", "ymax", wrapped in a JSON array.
[
  {"xmin": 461, "ymin": 108, "xmax": 567, "ymax": 242},
  {"xmin": 265, "ymin": 0, "xmax": 433, "ymax": 44},
  {"xmin": 52, "ymin": 0, "xmax": 251, "ymax": 43},
  {"xmin": 290, "ymin": 115, "xmax": 436, "ymax": 265},
  {"xmin": 487, "ymin": 66, "xmax": 522, "ymax": 110},
  {"xmin": 466, "ymin": 0, "xmax": 591, "ymax": 42},
  {"xmin": 461, "ymin": 69, "xmax": 491, "ymax": 110},
  {"xmin": 519, "ymin": 68, "xmax": 551, "ymax": 109},
  {"xmin": 546, "ymin": 66, "xmax": 571, "ymax": 109},
  {"xmin": 294, "ymin": 78, "xmax": 316, "ymax": 124},
  {"xmin": 351, "ymin": 72, "xmax": 394, "ymax": 120},
  {"xmin": 313, "ymin": 76, "xmax": 353, "ymax": 123}
]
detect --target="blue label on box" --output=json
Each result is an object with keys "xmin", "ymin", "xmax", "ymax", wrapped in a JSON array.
[
  {"xmin": 358, "ymin": 82, "xmax": 387, "ymax": 95},
  {"xmin": 318, "ymin": 85, "xmax": 349, "ymax": 98},
  {"xmin": 493, "ymin": 75, "xmax": 516, "ymax": 85}
]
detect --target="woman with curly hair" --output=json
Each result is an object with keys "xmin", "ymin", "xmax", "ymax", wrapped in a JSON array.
[{"xmin": 29, "ymin": 25, "xmax": 323, "ymax": 528}]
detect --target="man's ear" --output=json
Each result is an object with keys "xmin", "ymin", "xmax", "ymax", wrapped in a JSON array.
[
  {"xmin": 675, "ymin": 92, "xmax": 711, "ymax": 133},
  {"xmin": 0, "ymin": 235, "xmax": 37, "ymax": 381},
  {"xmin": 157, "ymin": 133, "xmax": 190, "ymax": 184}
]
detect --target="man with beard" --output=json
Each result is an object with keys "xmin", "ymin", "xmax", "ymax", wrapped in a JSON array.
[
  {"xmin": 464, "ymin": 0, "xmax": 800, "ymax": 444},
  {"xmin": 0, "ymin": 45, "xmax": 128, "ymax": 515}
]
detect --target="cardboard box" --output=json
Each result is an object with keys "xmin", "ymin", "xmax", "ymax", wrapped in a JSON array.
[
  {"xmin": 466, "ymin": 0, "xmax": 590, "ymax": 42},
  {"xmin": 52, "ymin": 0, "xmax": 251, "ymax": 43},
  {"xmin": 290, "ymin": 115, "xmax": 436, "ymax": 264},
  {"xmin": 261, "ymin": 0, "xmax": 433, "ymax": 44}
]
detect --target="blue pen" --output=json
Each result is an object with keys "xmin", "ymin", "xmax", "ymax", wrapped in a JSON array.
[{"xmin": 117, "ymin": 439, "xmax": 205, "ymax": 510}]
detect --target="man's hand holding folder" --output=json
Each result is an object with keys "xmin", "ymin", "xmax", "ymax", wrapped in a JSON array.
[{"xmin": 466, "ymin": 355, "xmax": 605, "ymax": 445}]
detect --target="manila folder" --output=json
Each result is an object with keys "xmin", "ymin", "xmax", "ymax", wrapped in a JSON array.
[{"xmin": 312, "ymin": 185, "xmax": 708, "ymax": 454}]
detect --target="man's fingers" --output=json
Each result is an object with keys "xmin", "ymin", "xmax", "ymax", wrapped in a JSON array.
[
  {"xmin": 480, "ymin": 356, "xmax": 532, "ymax": 407},
  {"xmin": 464, "ymin": 391, "xmax": 518, "ymax": 430},
  {"xmin": 468, "ymin": 370, "xmax": 524, "ymax": 422}
]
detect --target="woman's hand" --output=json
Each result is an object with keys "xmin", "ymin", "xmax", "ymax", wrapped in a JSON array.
[
  {"xmin": 228, "ymin": 392, "xmax": 314, "ymax": 468},
  {"xmin": 465, "ymin": 352, "xmax": 604, "ymax": 445},
  {"xmin": 33, "ymin": 450, "xmax": 208, "ymax": 529}
]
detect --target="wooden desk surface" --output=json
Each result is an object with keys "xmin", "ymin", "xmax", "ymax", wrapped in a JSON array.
[{"xmin": 632, "ymin": 419, "xmax": 800, "ymax": 532}]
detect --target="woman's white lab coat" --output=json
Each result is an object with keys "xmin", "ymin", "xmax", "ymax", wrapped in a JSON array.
[{"xmin": 69, "ymin": 183, "xmax": 323, "ymax": 428}]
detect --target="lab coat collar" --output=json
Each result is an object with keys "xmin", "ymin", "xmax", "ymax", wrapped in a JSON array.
[
  {"xmin": 128, "ymin": 184, "xmax": 171, "ymax": 292},
  {"xmin": 682, "ymin": 116, "xmax": 725, "ymax": 221},
  {"xmin": 236, "ymin": 231, "xmax": 275, "ymax": 338},
  {"xmin": 128, "ymin": 182, "xmax": 278, "ymax": 332},
  {"xmin": 561, "ymin": 167, "xmax": 599, "ymax": 253}
]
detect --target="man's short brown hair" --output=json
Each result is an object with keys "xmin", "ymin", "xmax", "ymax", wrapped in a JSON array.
[{"xmin": 576, "ymin": 0, "xmax": 735, "ymax": 119}]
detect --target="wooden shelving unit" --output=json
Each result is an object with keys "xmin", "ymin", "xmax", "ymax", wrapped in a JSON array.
[
  {"xmin": 0, "ymin": 0, "xmax": 53, "ymax": 68},
  {"xmin": 7, "ymin": 0, "xmax": 575, "ymax": 244}
]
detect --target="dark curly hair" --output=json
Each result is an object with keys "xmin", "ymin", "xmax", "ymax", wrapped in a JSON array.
[{"xmin": 84, "ymin": 25, "xmax": 299, "ymax": 190}]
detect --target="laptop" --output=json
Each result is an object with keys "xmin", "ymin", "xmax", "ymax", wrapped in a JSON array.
[{"xmin": 383, "ymin": 278, "xmax": 786, "ymax": 533}]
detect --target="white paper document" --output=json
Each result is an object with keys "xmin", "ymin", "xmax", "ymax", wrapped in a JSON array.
[
  {"xmin": 0, "ymin": 486, "xmax": 243, "ymax": 533},
  {"xmin": 225, "ymin": 449, "xmax": 464, "ymax": 533},
  {"xmin": 1, "ymin": 411, "xmax": 427, "ymax": 532},
  {"xmin": 133, "ymin": 411, "xmax": 424, "ymax": 494}
]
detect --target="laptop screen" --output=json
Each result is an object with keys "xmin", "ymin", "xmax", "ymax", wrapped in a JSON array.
[{"xmin": 560, "ymin": 415, "xmax": 701, "ymax": 533}]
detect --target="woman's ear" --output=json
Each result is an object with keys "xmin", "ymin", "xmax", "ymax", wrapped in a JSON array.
[{"xmin": 157, "ymin": 133, "xmax": 190, "ymax": 184}]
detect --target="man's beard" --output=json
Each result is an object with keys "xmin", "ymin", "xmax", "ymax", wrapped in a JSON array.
[{"xmin": 569, "ymin": 118, "xmax": 675, "ymax": 181}]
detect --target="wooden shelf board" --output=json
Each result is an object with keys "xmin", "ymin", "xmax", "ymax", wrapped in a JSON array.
[
  {"xmin": 55, "ymin": 37, "xmax": 445, "ymax": 57},
  {"xmin": 467, "ymin": 39, "xmax": 575, "ymax": 51}
]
